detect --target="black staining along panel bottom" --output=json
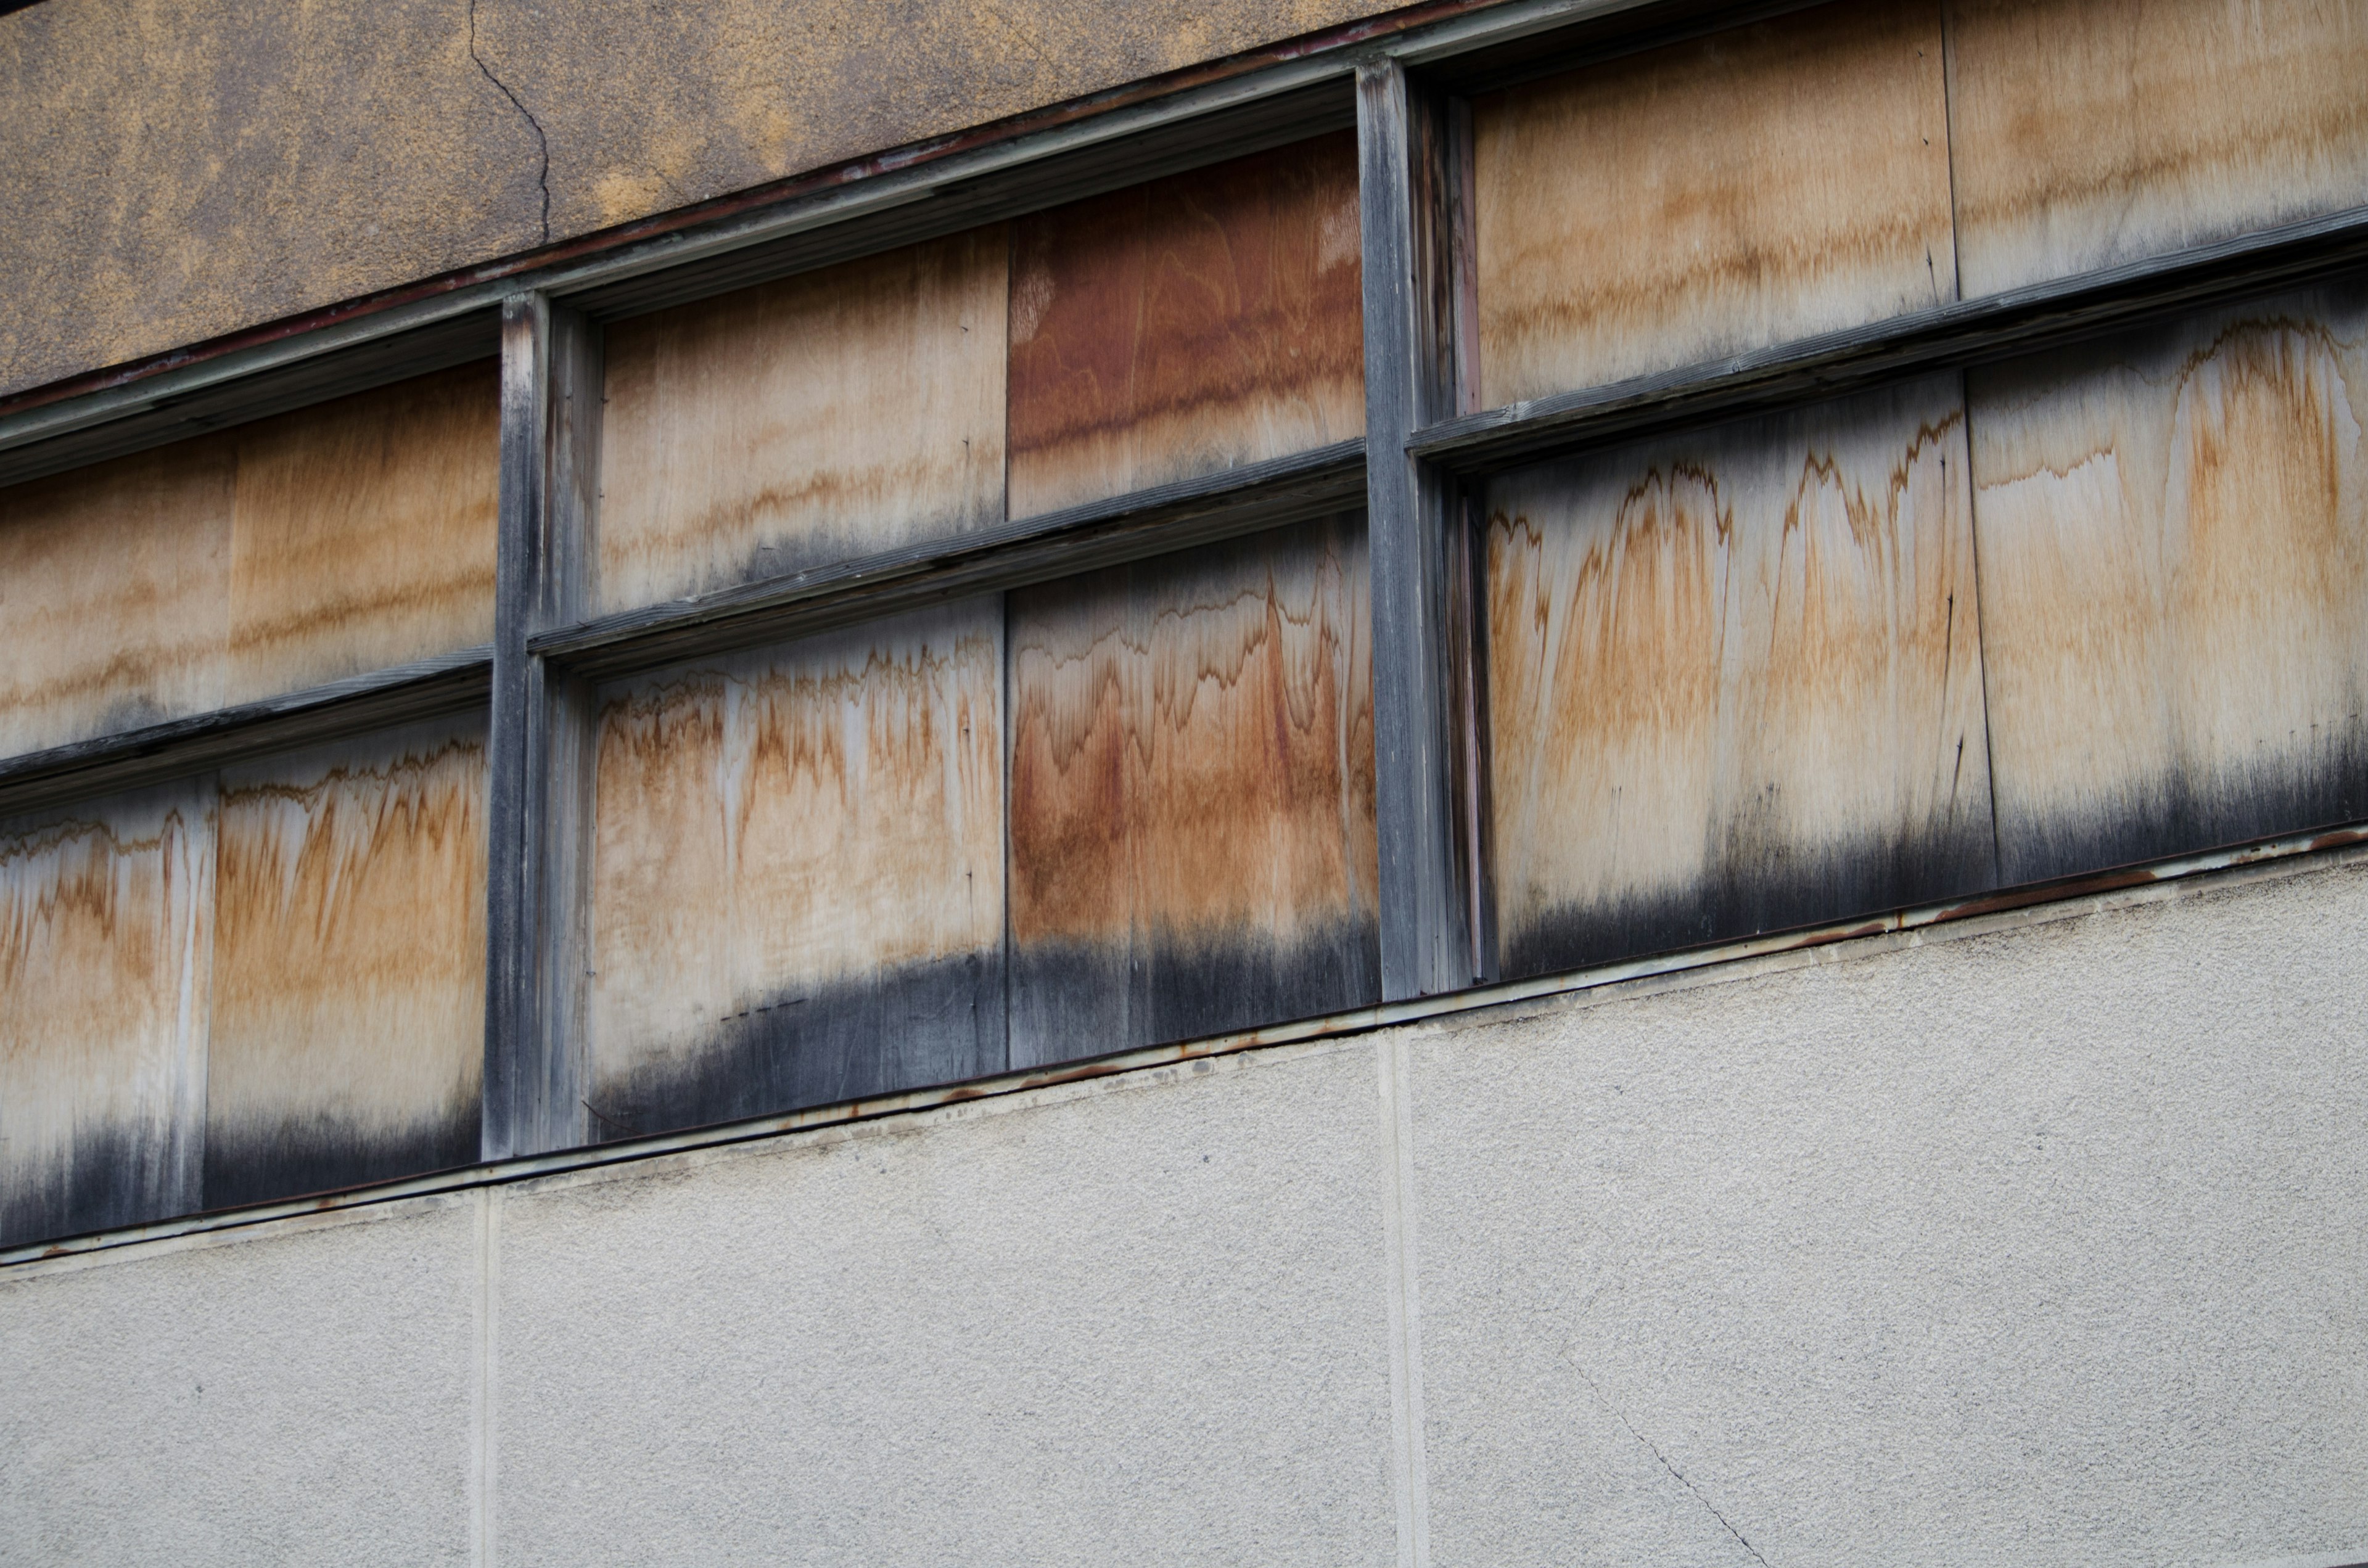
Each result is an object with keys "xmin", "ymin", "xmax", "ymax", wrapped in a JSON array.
[
  {"xmin": 1970, "ymin": 281, "xmax": 2368, "ymax": 884},
  {"xmin": 1006, "ymin": 515, "xmax": 1380, "ymax": 1067},
  {"xmin": 586, "ymin": 599, "xmax": 1006, "ymax": 1140},
  {"xmin": 1486, "ymin": 373, "xmax": 1997, "ymax": 979}
]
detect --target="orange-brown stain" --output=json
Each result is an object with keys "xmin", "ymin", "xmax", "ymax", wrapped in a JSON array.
[
  {"xmin": 1007, "ymin": 134, "xmax": 1365, "ymax": 518},
  {"xmin": 1487, "ymin": 375, "xmax": 1992, "ymax": 971},
  {"xmin": 598, "ymin": 228, "xmax": 1008, "ymax": 613},
  {"xmin": 1473, "ymin": 0, "xmax": 1956, "ymax": 406},
  {"xmin": 1970, "ymin": 284, "xmax": 2368, "ymax": 879},
  {"xmin": 1947, "ymin": 0, "xmax": 2368, "ymax": 297}
]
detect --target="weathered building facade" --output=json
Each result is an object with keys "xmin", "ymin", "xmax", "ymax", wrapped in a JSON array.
[{"xmin": 2, "ymin": 0, "xmax": 2365, "ymax": 1561}]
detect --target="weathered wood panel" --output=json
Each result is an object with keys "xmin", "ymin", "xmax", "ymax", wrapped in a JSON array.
[
  {"xmin": 598, "ymin": 229, "xmax": 1008, "ymax": 614},
  {"xmin": 1486, "ymin": 374, "xmax": 1993, "ymax": 978},
  {"xmin": 1471, "ymin": 0, "xmax": 1956, "ymax": 407},
  {"xmin": 1008, "ymin": 134, "xmax": 1365, "ymax": 519},
  {"xmin": 1948, "ymin": 0, "xmax": 2368, "ymax": 298},
  {"xmin": 225, "ymin": 361, "xmax": 501, "ymax": 706},
  {"xmin": 1969, "ymin": 282, "xmax": 2368, "ymax": 883},
  {"xmin": 0, "ymin": 439, "xmax": 236, "ymax": 760},
  {"xmin": 204, "ymin": 715, "xmax": 489, "ymax": 1209},
  {"xmin": 0, "ymin": 781, "xmax": 212, "ymax": 1247},
  {"xmin": 1007, "ymin": 515, "xmax": 1379, "ymax": 1066},
  {"xmin": 586, "ymin": 601, "xmax": 1005, "ymax": 1138}
]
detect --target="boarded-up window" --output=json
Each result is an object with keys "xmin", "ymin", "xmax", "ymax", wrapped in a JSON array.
[
  {"xmin": 597, "ymin": 229, "xmax": 1008, "ymax": 614},
  {"xmin": 1471, "ymin": 0, "xmax": 1956, "ymax": 406},
  {"xmin": 0, "ymin": 363, "xmax": 500, "ymax": 761},
  {"xmin": 1485, "ymin": 376, "xmax": 1994, "ymax": 977},
  {"xmin": 586, "ymin": 603, "xmax": 1005, "ymax": 1138},
  {"xmin": 1947, "ymin": 0, "xmax": 2368, "ymax": 298},
  {"xmin": 1007, "ymin": 515, "xmax": 1378, "ymax": 1065},
  {"xmin": 1007, "ymin": 134, "xmax": 1365, "ymax": 518}
]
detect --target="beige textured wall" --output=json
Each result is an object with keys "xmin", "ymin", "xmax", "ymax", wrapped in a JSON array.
[{"xmin": 0, "ymin": 0, "xmax": 1400, "ymax": 400}]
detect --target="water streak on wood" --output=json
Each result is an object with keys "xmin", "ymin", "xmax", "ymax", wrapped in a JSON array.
[
  {"xmin": 1486, "ymin": 374, "xmax": 1994, "ymax": 976},
  {"xmin": 1947, "ymin": 0, "xmax": 2368, "ymax": 298},
  {"xmin": 1970, "ymin": 282, "xmax": 2368, "ymax": 882},
  {"xmin": 1008, "ymin": 134, "xmax": 1365, "ymax": 519},
  {"xmin": 1006, "ymin": 515, "xmax": 1378, "ymax": 1064},
  {"xmin": 598, "ymin": 229, "xmax": 1009, "ymax": 614},
  {"xmin": 1473, "ymin": 0, "xmax": 1956, "ymax": 408}
]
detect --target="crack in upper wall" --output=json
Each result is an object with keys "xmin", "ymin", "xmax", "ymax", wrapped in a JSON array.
[{"xmin": 466, "ymin": 0, "xmax": 550, "ymax": 244}]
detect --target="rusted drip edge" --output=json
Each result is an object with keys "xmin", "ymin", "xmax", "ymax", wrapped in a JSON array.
[
  {"xmin": 9, "ymin": 819, "xmax": 2364, "ymax": 1269},
  {"xmin": 0, "ymin": 0, "xmax": 1530, "ymax": 427}
]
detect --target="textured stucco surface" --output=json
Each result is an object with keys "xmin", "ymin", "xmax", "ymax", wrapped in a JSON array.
[
  {"xmin": 0, "ymin": 0, "xmax": 1400, "ymax": 400},
  {"xmin": 3, "ymin": 860, "xmax": 2366, "ymax": 1564}
]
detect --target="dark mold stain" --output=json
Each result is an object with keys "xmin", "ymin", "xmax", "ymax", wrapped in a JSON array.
[{"xmin": 200, "ymin": 1099, "xmax": 479, "ymax": 1213}]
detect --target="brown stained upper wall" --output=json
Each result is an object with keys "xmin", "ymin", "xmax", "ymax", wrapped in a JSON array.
[
  {"xmin": 598, "ymin": 229, "xmax": 1007, "ymax": 614},
  {"xmin": 1970, "ymin": 281, "xmax": 2368, "ymax": 884},
  {"xmin": 1947, "ymin": 0, "xmax": 2368, "ymax": 298},
  {"xmin": 1003, "ymin": 132, "xmax": 1364, "ymax": 517},
  {"xmin": 1472, "ymin": 0, "xmax": 1955, "ymax": 408},
  {"xmin": 0, "ymin": 0, "xmax": 1404, "ymax": 400}
]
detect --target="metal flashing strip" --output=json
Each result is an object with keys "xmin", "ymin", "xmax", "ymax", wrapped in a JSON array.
[{"xmin": 9, "ymin": 815, "xmax": 2364, "ymax": 1270}]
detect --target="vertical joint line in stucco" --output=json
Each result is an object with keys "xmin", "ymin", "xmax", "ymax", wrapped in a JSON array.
[
  {"xmin": 1376, "ymin": 1035, "xmax": 1433, "ymax": 1568},
  {"xmin": 471, "ymin": 1186, "xmax": 504, "ymax": 1567}
]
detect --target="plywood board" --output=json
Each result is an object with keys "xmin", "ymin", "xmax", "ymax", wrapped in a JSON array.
[
  {"xmin": 1969, "ymin": 281, "xmax": 2368, "ymax": 883},
  {"xmin": 1007, "ymin": 515, "xmax": 1379, "ymax": 1067},
  {"xmin": 1007, "ymin": 134, "xmax": 1364, "ymax": 519},
  {"xmin": 598, "ymin": 229, "xmax": 1008, "ymax": 614},
  {"xmin": 226, "ymin": 360, "xmax": 500, "ymax": 704},
  {"xmin": 587, "ymin": 601, "xmax": 1005, "ymax": 1137},
  {"xmin": 205, "ymin": 715, "xmax": 489, "ymax": 1209},
  {"xmin": 1485, "ymin": 373, "xmax": 1993, "ymax": 978},
  {"xmin": 0, "ymin": 438, "xmax": 235, "ymax": 760},
  {"xmin": 0, "ymin": 780, "xmax": 212, "ymax": 1247},
  {"xmin": 1948, "ymin": 0, "xmax": 2368, "ymax": 298},
  {"xmin": 1472, "ymin": 0, "xmax": 1956, "ymax": 407}
]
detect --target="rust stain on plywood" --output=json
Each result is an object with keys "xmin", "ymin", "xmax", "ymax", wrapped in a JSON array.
[
  {"xmin": 588, "ymin": 601, "xmax": 1005, "ymax": 1136},
  {"xmin": 1472, "ymin": 0, "xmax": 1956, "ymax": 408},
  {"xmin": 1486, "ymin": 374, "xmax": 1994, "ymax": 977},
  {"xmin": 1947, "ymin": 0, "xmax": 2368, "ymax": 297},
  {"xmin": 1970, "ymin": 282, "xmax": 2368, "ymax": 882},
  {"xmin": 1006, "ymin": 515, "xmax": 1378, "ymax": 1065},
  {"xmin": 1007, "ymin": 134, "xmax": 1365, "ymax": 519},
  {"xmin": 204, "ymin": 716, "xmax": 488, "ymax": 1209},
  {"xmin": 598, "ymin": 229, "xmax": 1008, "ymax": 612},
  {"xmin": 0, "ymin": 781, "xmax": 212, "ymax": 1247}
]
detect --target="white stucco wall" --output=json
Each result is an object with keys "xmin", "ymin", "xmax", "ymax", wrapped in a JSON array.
[{"xmin": 5, "ymin": 853, "xmax": 2366, "ymax": 1566}]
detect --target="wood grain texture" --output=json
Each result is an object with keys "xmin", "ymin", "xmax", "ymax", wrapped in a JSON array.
[
  {"xmin": 1486, "ymin": 374, "xmax": 1994, "ymax": 978},
  {"xmin": 1007, "ymin": 514, "xmax": 1378, "ymax": 1066},
  {"xmin": 1008, "ymin": 133, "xmax": 1365, "ymax": 519},
  {"xmin": 0, "ymin": 780, "xmax": 212, "ymax": 1247},
  {"xmin": 204, "ymin": 715, "xmax": 489, "ymax": 1209},
  {"xmin": 598, "ymin": 228, "xmax": 1008, "ymax": 614},
  {"xmin": 1970, "ymin": 281, "xmax": 2368, "ymax": 883},
  {"xmin": 587, "ymin": 600, "xmax": 1005, "ymax": 1137},
  {"xmin": 0, "ymin": 438, "xmax": 236, "ymax": 760},
  {"xmin": 225, "ymin": 360, "xmax": 501, "ymax": 707},
  {"xmin": 1948, "ymin": 0, "xmax": 2368, "ymax": 298},
  {"xmin": 1471, "ymin": 0, "xmax": 1956, "ymax": 407}
]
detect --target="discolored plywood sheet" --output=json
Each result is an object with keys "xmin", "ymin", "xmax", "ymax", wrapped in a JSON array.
[
  {"xmin": 0, "ymin": 780, "xmax": 213, "ymax": 1247},
  {"xmin": 598, "ymin": 229, "xmax": 1009, "ymax": 613},
  {"xmin": 587, "ymin": 601, "xmax": 1005, "ymax": 1137},
  {"xmin": 1485, "ymin": 374, "xmax": 1993, "ymax": 979},
  {"xmin": 0, "ymin": 438, "xmax": 236, "ymax": 761},
  {"xmin": 204, "ymin": 715, "xmax": 489, "ymax": 1210},
  {"xmin": 1007, "ymin": 134, "xmax": 1365, "ymax": 519},
  {"xmin": 1472, "ymin": 0, "xmax": 1955, "ymax": 408},
  {"xmin": 225, "ymin": 360, "xmax": 500, "ymax": 703},
  {"xmin": 1948, "ymin": 0, "xmax": 2368, "ymax": 298},
  {"xmin": 1007, "ymin": 515, "xmax": 1378, "ymax": 1067},
  {"xmin": 1969, "ymin": 282, "xmax": 2368, "ymax": 884}
]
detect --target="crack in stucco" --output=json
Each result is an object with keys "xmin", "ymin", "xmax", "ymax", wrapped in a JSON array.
[
  {"xmin": 466, "ymin": 0, "xmax": 551, "ymax": 244},
  {"xmin": 1573, "ymin": 1365, "xmax": 1772, "ymax": 1568}
]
